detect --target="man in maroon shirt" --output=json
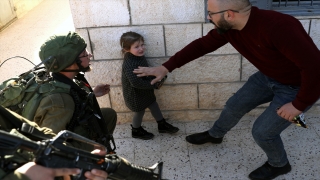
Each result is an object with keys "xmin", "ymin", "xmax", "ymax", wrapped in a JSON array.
[{"xmin": 133, "ymin": 0, "xmax": 320, "ymax": 179}]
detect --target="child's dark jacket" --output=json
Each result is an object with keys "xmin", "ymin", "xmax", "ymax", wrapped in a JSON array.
[{"xmin": 121, "ymin": 53, "xmax": 156, "ymax": 112}]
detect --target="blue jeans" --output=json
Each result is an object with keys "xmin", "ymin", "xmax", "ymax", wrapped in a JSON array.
[{"xmin": 208, "ymin": 71, "xmax": 309, "ymax": 167}]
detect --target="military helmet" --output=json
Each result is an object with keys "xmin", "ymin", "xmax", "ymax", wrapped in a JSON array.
[{"xmin": 39, "ymin": 32, "xmax": 87, "ymax": 72}]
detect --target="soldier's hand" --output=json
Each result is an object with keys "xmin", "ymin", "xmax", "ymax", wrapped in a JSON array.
[
  {"xmin": 15, "ymin": 162, "xmax": 80, "ymax": 180},
  {"xmin": 85, "ymin": 149, "xmax": 108, "ymax": 180},
  {"xmin": 93, "ymin": 84, "xmax": 110, "ymax": 97},
  {"xmin": 84, "ymin": 169, "xmax": 108, "ymax": 180},
  {"xmin": 16, "ymin": 161, "xmax": 108, "ymax": 180}
]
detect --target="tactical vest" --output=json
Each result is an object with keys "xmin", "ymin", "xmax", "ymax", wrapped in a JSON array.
[{"xmin": 0, "ymin": 68, "xmax": 71, "ymax": 120}]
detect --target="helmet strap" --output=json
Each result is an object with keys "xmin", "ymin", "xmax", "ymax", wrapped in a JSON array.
[
  {"xmin": 60, "ymin": 58, "xmax": 90, "ymax": 72},
  {"xmin": 60, "ymin": 69, "xmax": 81, "ymax": 72}
]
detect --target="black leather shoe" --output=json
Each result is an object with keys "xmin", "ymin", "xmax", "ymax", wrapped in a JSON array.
[
  {"xmin": 185, "ymin": 131, "xmax": 223, "ymax": 145},
  {"xmin": 249, "ymin": 161, "xmax": 291, "ymax": 180}
]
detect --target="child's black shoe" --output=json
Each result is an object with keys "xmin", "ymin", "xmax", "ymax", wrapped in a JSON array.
[
  {"xmin": 131, "ymin": 125, "xmax": 154, "ymax": 140},
  {"xmin": 157, "ymin": 119, "xmax": 179, "ymax": 133}
]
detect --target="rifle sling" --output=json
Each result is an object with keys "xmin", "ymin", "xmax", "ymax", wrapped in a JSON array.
[{"xmin": 52, "ymin": 73, "xmax": 114, "ymax": 151}]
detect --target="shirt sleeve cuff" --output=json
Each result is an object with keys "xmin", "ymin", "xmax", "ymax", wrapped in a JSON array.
[{"xmin": 292, "ymin": 99, "xmax": 309, "ymax": 112}]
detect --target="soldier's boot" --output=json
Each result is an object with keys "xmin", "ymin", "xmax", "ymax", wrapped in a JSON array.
[
  {"xmin": 131, "ymin": 125, "xmax": 154, "ymax": 140},
  {"xmin": 157, "ymin": 119, "xmax": 179, "ymax": 133}
]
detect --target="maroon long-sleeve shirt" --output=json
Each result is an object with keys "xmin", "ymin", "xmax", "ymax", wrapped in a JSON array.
[{"xmin": 163, "ymin": 6, "xmax": 320, "ymax": 111}]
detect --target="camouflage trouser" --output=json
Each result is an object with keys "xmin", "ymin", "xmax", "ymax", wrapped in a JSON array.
[
  {"xmin": 72, "ymin": 107, "xmax": 117, "ymax": 151},
  {"xmin": 100, "ymin": 108, "xmax": 117, "ymax": 134}
]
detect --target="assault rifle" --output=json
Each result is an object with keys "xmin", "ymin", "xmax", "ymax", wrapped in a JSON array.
[{"xmin": 0, "ymin": 130, "xmax": 166, "ymax": 180}]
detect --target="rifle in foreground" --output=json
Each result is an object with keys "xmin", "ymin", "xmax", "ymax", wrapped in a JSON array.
[{"xmin": 0, "ymin": 130, "xmax": 166, "ymax": 180}]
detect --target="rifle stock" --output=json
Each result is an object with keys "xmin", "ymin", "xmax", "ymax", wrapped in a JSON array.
[{"xmin": 0, "ymin": 130, "xmax": 166, "ymax": 180}]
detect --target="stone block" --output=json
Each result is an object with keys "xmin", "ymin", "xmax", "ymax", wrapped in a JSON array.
[
  {"xmin": 154, "ymin": 84, "xmax": 198, "ymax": 110},
  {"xmin": 85, "ymin": 60, "xmax": 122, "ymax": 86},
  {"xmin": 69, "ymin": 0, "xmax": 129, "ymax": 28},
  {"xmin": 199, "ymin": 82, "xmax": 244, "ymax": 109},
  {"xmin": 165, "ymin": 24, "xmax": 202, "ymax": 56},
  {"xmin": 130, "ymin": 0, "xmax": 205, "ymax": 25},
  {"xmin": 88, "ymin": 26, "xmax": 165, "ymax": 60}
]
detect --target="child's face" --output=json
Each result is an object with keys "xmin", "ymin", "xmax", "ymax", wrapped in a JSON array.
[{"xmin": 128, "ymin": 40, "xmax": 145, "ymax": 57}]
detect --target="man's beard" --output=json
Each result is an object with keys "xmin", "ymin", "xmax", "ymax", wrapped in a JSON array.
[
  {"xmin": 209, "ymin": 15, "xmax": 232, "ymax": 34},
  {"xmin": 82, "ymin": 65, "xmax": 92, "ymax": 72}
]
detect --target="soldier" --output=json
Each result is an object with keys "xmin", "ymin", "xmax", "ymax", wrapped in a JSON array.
[
  {"xmin": 35, "ymin": 32, "xmax": 117, "ymax": 150},
  {"xmin": 0, "ymin": 32, "xmax": 116, "ymax": 180}
]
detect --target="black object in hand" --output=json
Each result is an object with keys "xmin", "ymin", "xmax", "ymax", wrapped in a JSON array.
[
  {"xmin": 292, "ymin": 113, "xmax": 307, "ymax": 128},
  {"xmin": 154, "ymin": 75, "xmax": 167, "ymax": 89}
]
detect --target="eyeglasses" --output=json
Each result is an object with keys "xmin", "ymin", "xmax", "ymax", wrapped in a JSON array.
[
  {"xmin": 207, "ymin": 3, "xmax": 252, "ymax": 18},
  {"xmin": 78, "ymin": 51, "xmax": 91, "ymax": 58},
  {"xmin": 79, "ymin": 54, "xmax": 89, "ymax": 58},
  {"xmin": 207, "ymin": 9, "xmax": 239, "ymax": 18}
]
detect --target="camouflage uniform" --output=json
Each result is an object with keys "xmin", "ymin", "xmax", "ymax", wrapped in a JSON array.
[
  {"xmin": 0, "ymin": 32, "xmax": 118, "ymax": 179},
  {"xmin": 33, "ymin": 77, "xmax": 117, "ymax": 138},
  {"xmin": 0, "ymin": 107, "xmax": 55, "ymax": 180},
  {"xmin": 37, "ymin": 32, "xmax": 116, "ymax": 141},
  {"xmin": 2, "ymin": 171, "xmax": 30, "ymax": 180}
]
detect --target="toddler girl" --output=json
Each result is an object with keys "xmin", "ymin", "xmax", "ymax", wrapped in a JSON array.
[{"xmin": 120, "ymin": 31, "xmax": 179, "ymax": 140}]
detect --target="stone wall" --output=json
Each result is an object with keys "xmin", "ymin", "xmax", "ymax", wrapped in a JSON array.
[{"xmin": 69, "ymin": 0, "xmax": 320, "ymax": 124}]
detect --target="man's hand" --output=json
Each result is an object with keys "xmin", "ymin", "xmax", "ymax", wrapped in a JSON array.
[
  {"xmin": 93, "ymin": 84, "xmax": 110, "ymax": 97},
  {"xmin": 277, "ymin": 102, "xmax": 302, "ymax": 122},
  {"xmin": 133, "ymin": 66, "xmax": 169, "ymax": 85}
]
